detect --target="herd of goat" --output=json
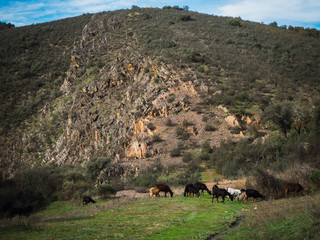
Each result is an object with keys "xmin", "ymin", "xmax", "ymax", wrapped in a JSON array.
[
  {"xmin": 146, "ymin": 182, "xmax": 307, "ymax": 204},
  {"xmin": 5, "ymin": 182, "xmax": 307, "ymax": 219},
  {"xmin": 82, "ymin": 182, "xmax": 306, "ymax": 206}
]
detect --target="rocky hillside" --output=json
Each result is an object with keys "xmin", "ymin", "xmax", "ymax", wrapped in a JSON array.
[{"xmin": 1, "ymin": 8, "xmax": 319, "ymax": 177}]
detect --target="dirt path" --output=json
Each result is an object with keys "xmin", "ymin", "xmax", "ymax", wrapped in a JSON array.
[{"xmin": 205, "ymin": 216, "xmax": 244, "ymax": 240}]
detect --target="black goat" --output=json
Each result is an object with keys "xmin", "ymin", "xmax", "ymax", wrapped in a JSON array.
[
  {"xmin": 194, "ymin": 182, "xmax": 211, "ymax": 195},
  {"xmin": 184, "ymin": 184, "xmax": 200, "ymax": 198},
  {"xmin": 243, "ymin": 189, "xmax": 266, "ymax": 203},
  {"xmin": 83, "ymin": 196, "xmax": 96, "ymax": 206},
  {"xmin": 211, "ymin": 187, "xmax": 234, "ymax": 203}
]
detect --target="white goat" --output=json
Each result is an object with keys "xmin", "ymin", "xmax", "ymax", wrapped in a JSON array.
[{"xmin": 227, "ymin": 188, "xmax": 243, "ymax": 201}]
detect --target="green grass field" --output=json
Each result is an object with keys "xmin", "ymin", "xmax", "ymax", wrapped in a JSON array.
[
  {"xmin": 1, "ymin": 193, "xmax": 319, "ymax": 240},
  {"xmin": 0, "ymin": 195, "xmax": 245, "ymax": 240}
]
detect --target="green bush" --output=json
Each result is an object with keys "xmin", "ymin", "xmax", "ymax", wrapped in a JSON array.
[
  {"xmin": 252, "ymin": 168, "xmax": 285, "ymax": 199},
  {"xmin": 166, "ymin": 118, "xmax": 175, "ymax": 126},
  {"xmin": 58, "ymin": 180, "xmax": 93, "ymax": 201},
  {"xmin": 182, "ymin": 151, "xmax": 194, "ymax": 163},
  {"xmin": 97, "ymin": 184, "xmax": 116, "ymax": 198},
  {"xmin": 170, "ymin": 148, "xmax": 181, "ymax": 157},
  {"xmin": 310, "ymin": 170, "xmax": 320, "ymax": 187},
  {"xmin": 228, "ymin": 18, "xmax": 242, "ymax": 27},
  {"xmin": 204, "ymin": 124, "xmax": 217, "ymax": 132},
  {"xmin": 86, "ymin": 156, "xmax": 112, "ymax": 183},
  {"xmin": 130, "ymin": 170, "xmax": 158, "ymax": 187},
  {"xmin": 147, "ymin": 123, "xmax": 156, "ymax": 131},
  {"xmin": 152, "ymin": 134, "xmax": 163, "ymax": 142},
  {"xmin": 179, "ymin": 15, "xmax": 193, "ymax": 21},
  {"xmin": 182, "ymin": 119, "xmax": 193, "ymax": 127},
  {"xmin": 187, "ymin": 171, "xmax": 202, "ymax": 183},
  {"xmin": 176, "ymin": 127, "xmax": 190, "ymax": 140}
]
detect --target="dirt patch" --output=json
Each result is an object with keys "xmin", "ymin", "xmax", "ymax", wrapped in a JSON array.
[
  {"xmin": 205, "ymin": 216, "xmax": 244, "ymax": 240},
  {"xmin": 115, "ymin": 190, "xmax": 149, "ymax": 198}
]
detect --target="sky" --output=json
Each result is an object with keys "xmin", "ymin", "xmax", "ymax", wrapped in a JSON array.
[{"xmin": 0, "ymin": 0, "xmax": 320, "ymax": 29}]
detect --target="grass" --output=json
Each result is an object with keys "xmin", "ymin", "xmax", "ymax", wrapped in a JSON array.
[
  {"xmin": 0, "ymin": 195, "xmax": 245, "ymax": 240},
  {"xmin": 221, "ymin": 193, "xmax": 320, "ymax": 240},
  {"xmin": 201, "ymin": 168, "xmax": 223, "ymax": 182},
  {"xmin": 1, "ymin": 191, "xmax": 319, "ymax": 239}
]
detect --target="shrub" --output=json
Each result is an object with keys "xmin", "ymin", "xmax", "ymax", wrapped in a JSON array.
[
  {"xmin": 166, "ymin": 118, "xmax": 175, "ymax": 126},
  {"xmin": 179, "ymin": 15, "xmax": 193, "ymax": 21},
  {"xmin": 229, "ymin": 126, "xmax": 242, "ymax": 134},
  {"xmin": 202, "ymin": 115, "xmax": 208, "ymax": 122},
  {"xmin": 86, "ymin": 156, "xmax": 112, "ymax": 183},
  {"xmin": 187, "ymin": 171, "xmax": 202, "ymax": 183},
  {"xmin": 147, "ymin": 123, "xmax": 156, "ymax": 131},
  {"xmin": 202, "ymin": 140, "xmax": 213, "ymax": 154},
  {"xmin": 263, "ymin": 101, "xmax": 293, "ymax": 137},
  {"xmin": 252, "ymin": 168, "xmax": 285, "ymax": 199},
  {"xmin": 97, "ymin": 184, "xmax": 116, "ymax": 198},
  {"xmin": 176, "ymin": 127, "xmax": 190, "ymax": 140},
  {"xmin": 182, "ymin": 151, "xmax": 193, "ymax": 163},
  {"xmin": 228, "ymin": 18, "xmax": 242, "ymax": 27},
  {"xmin": 204, "ymin": 124, "xmax": 217, "ymax": 132},
  {"xmin": 58, "ymin": 180, "xmax": 93, "ymax": 201},
  {"xmin": 170, "ymin": 148, "xmax": 181, "ymax": 157},
  {"xmin": 309, "ymin": 170, "xmax": 320, "ymax": 187},
  {"xmin": 152, "ymin": 134, "xmax": 163, "ymax": 142},
  {"xmin": 182, "ymin": 119, "xmax": 193, "ymax": 127},
  {"xmin": 130, "ymin": 170, "xmax": 158, "ymax": 187}
]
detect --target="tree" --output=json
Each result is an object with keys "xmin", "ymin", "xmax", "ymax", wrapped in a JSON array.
[
  {"xmin": 269, "ymin": 21, "xmax": 278, "ymax": 27},
  {"xmin": 313, "ymin": 100, "xmax": 320, "ymax": 135},
  {"xmin": 0, "ymin": 21, "xmax": 15, "ymax": 31},
  {"xmin": 86, "ymin": 157, "xmax": 112, "ymax": 184},
  {"xmin": 292, "ymin": 101, "xmax": 313, "ymax": 134},
  {"xmin": 263, "ymin": 102, "xmax": 293, "ymax": 137}
]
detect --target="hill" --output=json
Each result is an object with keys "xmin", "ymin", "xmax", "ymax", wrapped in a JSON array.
[{"xmin": 0, "ymin": 7, "xmax": 319, "ymax": 182}]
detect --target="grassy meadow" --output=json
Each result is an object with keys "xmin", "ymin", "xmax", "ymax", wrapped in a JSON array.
[
  {"xmin": 0, "ymin": 194, "xmax": 244, "ymax": 240},
  {"xmin": 1, "ymin": 192, "xmax": 319, "ymax": 240}
]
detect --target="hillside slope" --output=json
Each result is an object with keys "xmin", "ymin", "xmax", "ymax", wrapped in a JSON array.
[{"xmin": 1, "ymin": 8, "xmax": 319, "ymax": 177}]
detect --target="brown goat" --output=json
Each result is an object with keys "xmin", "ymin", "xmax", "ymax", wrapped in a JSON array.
[
  {"xmin": 284, "ymin": 183, "xmax": 306, "ymax": 198},
  {"xmin": 149, "ymin": 187, "xmax": 160, "ymax": 197},
  {"xmin": 155, "ymin": 184, "xmax": 174, "ymax": 197}
]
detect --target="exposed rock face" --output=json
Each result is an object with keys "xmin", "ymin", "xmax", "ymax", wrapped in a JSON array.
[
  {"xmin": 225, "ymin": 115, "xmax": 240, "ymax": 127},
  {"xmin": 125, "ymin": 118, "xmax": 153, "ymax": 159}
]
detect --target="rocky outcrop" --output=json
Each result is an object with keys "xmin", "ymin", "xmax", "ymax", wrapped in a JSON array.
[{"xmin": 225, "ymin": 115, "xmax": 240, "ymax": 127}]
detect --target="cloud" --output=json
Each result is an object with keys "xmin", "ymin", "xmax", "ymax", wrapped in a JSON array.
[
  {"xmin": 0, "ymin": 0, "xmax": 138, "ymax": 26},
  {"xmin": 218, "ymin": 0, "xmax": 320, "ymax": 23},
  {"xmin": 1, "ymin": 0, "xmax": 319, "ymax": 27}
]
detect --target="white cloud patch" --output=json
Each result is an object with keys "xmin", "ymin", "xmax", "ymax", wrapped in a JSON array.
[
  {"xmin": 0, "ymin": 0, "xmax": 139, "ymax": 26},
  {"xmin": 1, "ymin": 0, "xmax": 319, "ymax": 27},
  {"xmin": 218, "ymin": 0, "xmax": 320, "ymax": 23}
]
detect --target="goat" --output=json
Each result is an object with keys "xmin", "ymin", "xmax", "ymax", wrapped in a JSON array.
[
  {"xmin": 227, "ymin": 187, "xmax": 242, "ymax": 201},
  {"xmin": 184, "ymin": 184, "xmax": 200, "ymax": 198},
  {"xmin": 194, "ymin": 182, "xmax": 211, "ymax": 195},
  {"xmin": 238, "ymin": 192, "xmax": 246, "ymax": 201},
  {"xmin": 155, "ymin": 184, "xmax": 174, "ymax": 197},
  {"xmin": 83, "ymin": 196, "xmax": 96, "ymax": 206},
  {"xmin": 284, "ymin": 183, "xmax": 306, "ymax": 198},
  {"xmin": 149, "ymin": 187, "xmax": 160, "ymax": 197},
  {"xmin": 243, "ymin": 189, "xmax": 265, "ymax": 203},
  {"xmin": 211, "ymin": 187, "xmax": 234, "ymax": 203}
]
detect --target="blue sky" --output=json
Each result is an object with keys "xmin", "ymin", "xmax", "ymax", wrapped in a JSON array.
[{"xmin": 1, "ymin": 0, "xmax": 320, "ymax": 29}]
